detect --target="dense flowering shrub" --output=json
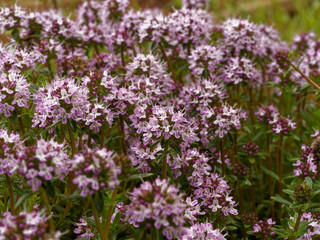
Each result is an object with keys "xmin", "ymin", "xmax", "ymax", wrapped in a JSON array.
[{"xmin": 0, "ymin": 0, "xmax": 319, "ymax": 239}]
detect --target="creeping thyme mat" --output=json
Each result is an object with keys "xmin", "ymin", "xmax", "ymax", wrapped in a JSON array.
[{"xmin": 0, "ymin": 0, "xmax": 320, "ymax": 239}]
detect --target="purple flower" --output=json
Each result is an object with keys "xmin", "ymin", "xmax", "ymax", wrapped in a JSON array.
[
  {"xmin": 192, "ymin": 173, "xmax": 238, "ymax": 216},
  {"xmin": 202, "ymin": 103, "xmax": 247, "ymax": 139},
  {"xmin": 71, "ymin": 148, "xmax": 121, "ymax": 197},
  {"xmin": 0, "ymin": 70, "xmax": 30, "ymax": 117},
  {"xmin": 74, "ymin": 217, "xmax": 95, "ymax": 239},
  {"xmin": 255, "ymin": 105, "xmax": 279, "ymax": 124},
  {"xmin": 0, "ymin": 129, "xmax": 24, "ymax": 176},
  {"xmin": 242, "ymin": 142, "xmax": 259, "ymax": 157},
  {"xmin": 124, "ymin": 177, "xmax": 187, "ymax": 239},
  {"xmin": 19, "ymin": 139, "xmax": 70, "ymax": 191},
  {"xmin": 169, "ymin": 148, "xmax": 211, "ymax": 187},
  {"xmin": 182, "ymin": 222, "xmax": 227, "ymax": 240},
  {"xmin": 182, "ymin": 0, "xmax": 209, "ymax": 9},
  {"xmin": 130, "ymin": 104, "xmax": 198, "ymax": 149},
  {"xmin": 188, "ymin": 45, "xmax": 224, "ymax": 79},
  {"xmin": 0, "ymin": 210, "xmax": 62, "ymax": 240},
  {"xmin": 271, "ymin": 116, "xmax": 296, "ymax": 135},
  {"xmin": 222, "ymin": 57, "xmax": 260, "ymax": 85},
  {"xmin": 125, "ymin": 53, "xmax": 175, "ymax": 101},
  {"xmin": 293, "ymin": 145, "xmax": 318, "ymax": 179},
  {"xmin": 252, "ymin": 219, "xmax": 276, "ymax": 238}
]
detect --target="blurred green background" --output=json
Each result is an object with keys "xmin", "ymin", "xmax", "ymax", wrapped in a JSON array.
[{"xmin": 0, "ymin": 0, "xmax": 320, "ymax": 41}]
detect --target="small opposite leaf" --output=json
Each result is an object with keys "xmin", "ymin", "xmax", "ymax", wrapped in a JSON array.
[
  {"xmin": 92, "ymin": 191, "xmax": 104, "ymax": 212},
  {"xmin": 271, "ymin": 195, "xmax": 292, "ymax": 206}
]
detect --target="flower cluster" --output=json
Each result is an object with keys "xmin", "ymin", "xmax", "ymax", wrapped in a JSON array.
[
  {"xmin": 253, "ymin": 219, "xmax": 276, "ymax": 238},
  {"xmin": 223, "ymin": 57, "xmax": 260, "ymax": 85},
  {"xmin": 169, "ymin": 148, "xmax": 212, "ymax": 186},
  {"xmin": 178, "ymin": 79, "xmax": 226, "ymax": 114},
  {"xmin": 125, "ymin": 178, "xmax": 187, "ymax": 239},
  {"xmin": 130, "ymin": 104, "xmax": 199, "ymax": 148},
  {"xmin": 242, "ymin": 142, "xmax": 259, "ymax": 157},
  {"xmin": 188, "ymin": 45, "xmax": 224, "ymax": 79},
  {"xmin": 293, "ymin": 145, "xmax": 318, "ymax": 179},
  {"xmin": 192, "ymin": 173, "xmax": 238, "ymax": 216},
  {"xmin": 296, "ymin": 212, "xmax": 320, "ymax": 239},
  {"xmin": 182, "ymin": 222, "xmax": 227, "ymax": 240},
  {"xmin": 203, "ymin": 104, "xmax": 247, "ymax": 138},
  {"xmin": 231, "ymin": 163, "xmax": 247, "ymax": 178},
  {"xmin": 241, "ymin": 212, "xmax": 258, "ymax": 228},
  {"xmin": 0, "ymin": 71, "xmax": 30, "ymax": 117},
  {"xmin": 125, "ymin": 53, "xmax": 175, "ymax": 100},
  {"xmin": 0, "ymin": 129, "xmax": 24, "ymax": 176},
  {"xmin": 293, "ymin": 183, "xmax": 312, "ymax": 204},
  {"xmin": 19, "ymin": 139, "xmax": 69, "ymax": 191},
  {"xmin": 182, "ymin": 0, "xmax": 209, "ymax": 9},
  {"xmin": 271, "ymin": 116, "xmax": 296, "ymax": 135},
  {"xmin": 275, "ymin": 50, "xmax": 290, "ymax": 69},
  {"xmin": 74, "ymin": 217, "xmax": 95, "ymax": 239},
  {"xmin": 71, "ymin": 148, "xmax": 121, "ymax": 196},
  {"xmin": 0, "ymin": 210, "xmax": 61, "ymax": 240},
  {"xmin": 219, "ymin": 18, "xmax": 286, "ymax": 58},
  {"xmin": 255, "ymin": 105, "xmax": 279, "ymax": 124}
]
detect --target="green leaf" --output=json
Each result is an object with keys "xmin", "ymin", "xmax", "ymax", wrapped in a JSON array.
[
  {"xmin": 92, "ymin": 134, "xmax": 100, "ymax": 144},
  {"xmin": 248, "ymin": 157, "xmax": 255, "ymax": 164},
  {"xmin": 271, "ymin": 195, "xmax": 292, "ymax": 206},
  {"xmin": 92, "ymin": 191, "xmax": 104, "ymax": 212},
  {"xmin": 11, "ymin": 29, "xmax": 19, "ymax": 41},
  {"xmin": 128, "ymin": 173, "xmax": 153, "ymax": 180},
  {"xmin": 226, "ymin": 226, "xmax": 237, "ymax": 231},
  {"xmin": 243, "ymin": 126, "xmax": 251, "ymax": 134},
  {"xmin": 83, "ymin": 216, "xmax": 97, "ymax": 228},
  {"xmin": 69, "ymin": 119, "xmax": 78, "ymax": 133},
  {"xmin": 261, "ymin": 165, "xmax": 279, "ymax": 181},
  {"xmin": 283, "ymin": 189, "xmax": 294, "ymax": 196},
  {"xmin": 227, "ymin": 132, "xmax": 233, "ymax": 146},
  {"xmin": 14, "ymin": 192, "xmax": 35, "ymax": 210},
  {"xmin": 43, "ymin": 180, "xmax": 55, "ymax": 199},
  {"xmin": 304, "ymin": 177, "xmax": 313, "ymax": 188}
]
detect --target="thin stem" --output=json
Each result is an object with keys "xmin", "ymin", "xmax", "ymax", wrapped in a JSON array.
[
  {"xmin": 100, "ymin": 123, "xmax": 105, "ymax": 149},
  {"xmin": 120, "ymin": 46, "xmax": 126, "ymax": 74},
  {"xmin": 17, "ymin": 109, "xmax": 25, "ymax": 137},
  {"xmin": 237, "ymin": 183, "xmax": 244, "ymax": 214},
  {"xmin": 47, "ymin": 59, "xmax": 54, "ymax": 82},
  {"xmin": 119, "ymin": 116, "xmax": 127, "ymax": 155},
  {"xmin": 248, "ymin": 86, "xmax": 256, "ymax": 132},
  {"xmin": 90, "ymin": 197, "xmax": 105, "ymax": 240},
  {"xmin": 278, "ymin": 135, "xmax": 283, "ymax": 221},
  {"xmin": 78, "ymin": 135, "xmax": 82, "ymax": 152},
  {"xmin": 234, "ymin": 131, "xmax": 238, "ymax": 164},
  {"xmin": 254, "ymin": 161, "xmax": 263, "ymax": 202},
  {"xmin": 291, "ymin": 211, "xmax": 302, "ymax": 240},
  {"xmin": 249, "ymin": 166, "xmax": 256, "ymax": 214},
  {"xmin": 220, "ymin": 140, "xmax": 226, "ymax": 177},
  {"xmin": 55, "ymin": 199, "xmax": 72, "ymax": 229},
  {"xmin": 51, "ymin": 0, "xmax": 58, "ymax": 9},
  {"xmin": 104, "ymin": 189, "xmax": 118, "ymax": 237},
  {"xmin": 57, "ymin": 124, "xmax": 76, "ymax": 228},
  {"xmin": 39, "ymin": 187, "xmax": 55, "ymax": 231},
  {"xmin": 5, "ymin": 175, "xmax": 15, "ymax": 214},
  {"xmin": 290, "ymin": 62, "xmax": 320, "ymax": 91},
  {"xmin": 162, "ymin": 143, "xmax": 169, "ymax": 179},
  {"xmin": 159, "ymin": 42, "xmax": 177, "ymax": 83},
  {"xmin": 278, "ymin": 136, "xmax": 283, "ymax": 196},
  {"xmin": 266, "ymin": 125, "xmax": 275, "ymax": 219},
  {"xmin": 67, "ymin": 123, "xmax": 76, "ymax": 156}
]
